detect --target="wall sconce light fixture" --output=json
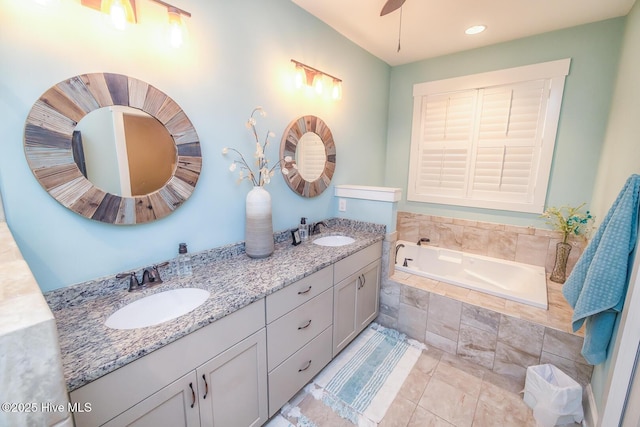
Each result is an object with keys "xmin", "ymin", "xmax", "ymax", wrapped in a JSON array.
[
  {"xmin": 81, "ymin": 0, "xmax": 191, "ymax": 47},
  {"xmin": 291, "ymin": 59, "xmax": 342, "ymax": 101}
]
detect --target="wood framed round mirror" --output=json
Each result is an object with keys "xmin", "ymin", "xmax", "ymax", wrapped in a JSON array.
[
  {"xmin": 280, "ymin": 115, "xmax": 335, "ymax": 197},
  {"xmin": 24, "ymin": 73, "xmax": 201, "ymax": 225}
]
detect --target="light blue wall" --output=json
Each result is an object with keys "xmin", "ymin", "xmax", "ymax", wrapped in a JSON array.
[
  {"xmin": 590, "ymin": 0, "xmax": 640, "ymax": 416},
  {"xmin": 0, "ymin": 0, "xmax": 390, "ymax": 291},
  {"xmin": 384, "ymin": 18, "xmax": 625, "ymax": 228},
  {"xmin": 335, "ymin": 198, "xmax": 398, "ymax": 234}
]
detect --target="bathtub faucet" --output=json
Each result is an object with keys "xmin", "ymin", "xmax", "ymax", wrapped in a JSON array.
[
  {"xmin": 417, "ymin": 237, "xmax": 431, "ymax": 246},
  {"xmin": 403, "ymin": 258, "xmax": 413, "ymax": 267},
  {"xmin": 395, "ymin": 243, "xmax": 405, "ymax": 264}
]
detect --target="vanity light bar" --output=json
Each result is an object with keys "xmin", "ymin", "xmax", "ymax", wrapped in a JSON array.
[
  {"xmin": 81, "ymin": 0, "xmax": 191, "ymax": 39},
  {"xmin": 291, "ymin": 59, "xmax": 342, "ymax": 100},
  {"xmin": 82, "ymin": 0, "xmax": 191, "ymax": 17},
  {"xmin": 148, "ymin": 0, "xmax": 191, "ymax": 17}
]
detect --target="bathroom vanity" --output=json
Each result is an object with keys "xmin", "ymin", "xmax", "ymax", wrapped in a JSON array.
[{"xmin": 46, "ymin": 219, "xmax": 384, "ymax": 426}]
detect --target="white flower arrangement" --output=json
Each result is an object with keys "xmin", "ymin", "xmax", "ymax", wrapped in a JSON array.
[{"xmin": 222, "ymin": 107, "xmax": 293, "ymax": 187}]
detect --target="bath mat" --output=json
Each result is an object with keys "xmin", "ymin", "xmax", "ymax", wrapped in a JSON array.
[{"xmin": 282, "ymin": 323, "xmax": 425, "ymax": 427}]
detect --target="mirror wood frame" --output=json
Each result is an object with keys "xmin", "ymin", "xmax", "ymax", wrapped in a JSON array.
[
  {"xmin": 280, "ymin": 115, "xmax": 335, "ymax": 198},
  {"xmin": 24, "ymin": 73, "xmax": 202, "ymax": 225}
]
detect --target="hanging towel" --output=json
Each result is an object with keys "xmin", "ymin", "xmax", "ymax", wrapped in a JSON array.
[{"xmin": 562, "ymin": 174, "xmax": 640, "ymax": 365}]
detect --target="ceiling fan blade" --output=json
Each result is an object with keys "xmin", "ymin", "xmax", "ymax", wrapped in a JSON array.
[{"xmin": 380, "ymin": 0, "xmax": 406, "ymax": 16}]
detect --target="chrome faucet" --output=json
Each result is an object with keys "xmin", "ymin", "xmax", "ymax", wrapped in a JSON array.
[
  {"xmin": 311, "ymin": 221, "xmax": 328, "ymax": 235},
  {"xmin": 395, "ymin": 243, "xmax": 405, "ymax": 264}
]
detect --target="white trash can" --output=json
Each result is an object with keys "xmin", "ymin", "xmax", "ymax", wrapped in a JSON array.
[{"xmin": 523, "ymin": 364, "xmax": 584, "ymax": 427}]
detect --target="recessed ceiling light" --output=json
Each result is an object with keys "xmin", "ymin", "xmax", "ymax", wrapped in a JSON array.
[{"xmin": 465, "ymin": 25, "xmax": 486, "ymax": 35}]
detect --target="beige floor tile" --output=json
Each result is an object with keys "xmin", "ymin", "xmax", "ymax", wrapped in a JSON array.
[
  {"xmin": 478, "ymin": 379, "xmax": 531, "ymax": 416},
  {"xmin": 407, "ymin": 406, "xmax": 454, "ymax": 427},
  {"xmin": 418, "ymin": 377, "xmax": 477, "ymax": 427},
  {"xmin": 414, "ymin": 348, "xmax": 443, "ymax": 376},
  {"xmin": 379, "ymin": 395, "xmax": 417, "ymax": 427},
  {"xmin": 482, "ymin": 370, "xmax": 525, "ymax": 394},
  {"xmin": 398, "ymin": 366, "xmax": 431, "ymax": 403},
  {"xmin": 473, "ymin": 399, "xmax": 537, "ymax": 427},
  {"xmin": 433, "ymin": 359, "xmax": 483, "ymax": 398}
]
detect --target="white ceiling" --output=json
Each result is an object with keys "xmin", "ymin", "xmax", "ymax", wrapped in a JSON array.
[{"xmin": 292, "ymin": 0, "xmax": 635, "ymax": 66}]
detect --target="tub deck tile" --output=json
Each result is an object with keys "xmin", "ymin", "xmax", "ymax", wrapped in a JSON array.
[
  {"xmin": 461, "ymin": 304, "xmax": 501, "ymax": 334},
  {"xmin": 390, "ymin": 272, "xmax": 582, "ymax": 337}
]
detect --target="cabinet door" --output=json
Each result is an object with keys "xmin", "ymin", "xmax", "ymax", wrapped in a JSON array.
[
  {"xmin": 102, "ymin": 372, "xmax": 200, "ymax": 427},
  {"xmin": 333, "ymin": 274, "xmax": 358, "ymax": 356},
  {"xmin": 356, "ymin": 260, "xmax": 381, "ymax": 331},
  {"xmin": 197, "ymin": 329, "xmax": 268, "ymax": 427},
  {"xmin": 333, "ymin": 259, "xmax": 382, "ymax": 357}
]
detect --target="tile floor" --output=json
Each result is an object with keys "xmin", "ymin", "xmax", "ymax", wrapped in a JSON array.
[{"xmin": 287, "ymin": 346, "xmax": 583, "ymax": 427}]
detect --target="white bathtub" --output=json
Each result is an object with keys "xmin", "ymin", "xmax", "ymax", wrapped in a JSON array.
[{"xmin": 395, "ymin": 240, "xmax": 548, "ymax": 309}]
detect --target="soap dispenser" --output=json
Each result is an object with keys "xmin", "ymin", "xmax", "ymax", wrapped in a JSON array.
[
  {"xmin": 299, "ymin": 217, "xmax": 309, "ymax": 241},
  {"xmin": 176, "ymin": 243, "xmax": 193, "ymax": 277}
]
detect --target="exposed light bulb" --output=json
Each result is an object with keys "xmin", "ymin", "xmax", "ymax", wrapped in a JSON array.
[
  {"xmin": 331, "ymin": 80, "xmax": 342, "ymax": 101},
  {"xmin": 110, "ymin": 2, "xmax": 127, "ymax": 30},
  {"xmin": 101, "ymin": 0, "xmax": 135, "ymax": 31},
  {"xmin": 313, "ymin": 73, "xmax": 323, "ymax": 95},
  {"xmin": 167, "ymin": 8, "xmax": 186, "ymax": 48},
  {"xmin": 294, "ymin": 65, "xmax": 306, "ymax": 89}
]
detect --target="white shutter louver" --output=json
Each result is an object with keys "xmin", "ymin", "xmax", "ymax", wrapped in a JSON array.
[
  {"xmin": 470, "ymin": 80, "xmax": 548, "ymax": 202},
  {"xmin": 415, "ymin": 92, "xmax": 476, "ymax": 196}
]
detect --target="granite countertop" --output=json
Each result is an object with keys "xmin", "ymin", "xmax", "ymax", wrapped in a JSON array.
[{"xmin": 44, "ymin": 218, "xmax": 385, "ymax": 392}]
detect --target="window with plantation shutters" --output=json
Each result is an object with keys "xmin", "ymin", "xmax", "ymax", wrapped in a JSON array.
[{"xmin": 408, "ymin": 59, "xmax": 571, "ymax": 213}]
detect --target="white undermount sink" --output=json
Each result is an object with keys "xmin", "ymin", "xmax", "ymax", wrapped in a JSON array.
[
  {"xmin": 312, "ymin": 235, "xmax": 356, "ymax": 247},
  {"xmin": 105, "ymin": 288, "xmax": 210, "ymax": 330}
]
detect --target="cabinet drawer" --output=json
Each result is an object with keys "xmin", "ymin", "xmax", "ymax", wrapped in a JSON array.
[
  {"xmin": 267, "ymin": 288, "xmax": 332, "ymax": 371},
  {"xmin": 268, "ymin": 326, "xmax": 333, "ymax": 417},
  {"xmin": 266, "ymin": 266, "xmax": 332, "ymax": 323},
  {"xmin": 334, "ymin": 241, "xmax": 382, "ymax": 283}
]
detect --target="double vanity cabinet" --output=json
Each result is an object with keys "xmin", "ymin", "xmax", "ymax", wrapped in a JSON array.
[{"xmin": 69, "ymin": 240, "xmax": 382, "ymax": 427}]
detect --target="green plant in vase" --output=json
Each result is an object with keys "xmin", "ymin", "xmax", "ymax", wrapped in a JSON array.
[{"xmin": 541, "ymin": 203, "xmax": 594, "ymax": 283}]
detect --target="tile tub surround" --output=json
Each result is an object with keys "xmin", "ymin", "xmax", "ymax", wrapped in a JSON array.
[
  {"xmin": 378, "ymin": 271, "xmax": 593, "ymax": 387},
  {"xmin": 397, "ymin": 212, "xmax": 589, "ymax": 277},
  {"xmin": 44, "ymin": 218, "xmax": 385, "ymax": 392},
  {"xmin": 0, "ymin": 223, "xmax": 73, "ymax": 427}
]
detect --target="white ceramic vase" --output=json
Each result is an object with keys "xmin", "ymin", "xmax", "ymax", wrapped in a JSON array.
[{"xmin": 245, "ymin": 186, "xmax": 274, "ymax": 258}]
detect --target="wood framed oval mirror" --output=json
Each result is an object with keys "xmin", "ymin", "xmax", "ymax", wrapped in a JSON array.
[
  {"xmin": 280, "ymin": 115, "xmax": 335, "ymax": 197},
  {"xmin": 24, "ymin": 73, "xmax": 201, "ymax": 225}
]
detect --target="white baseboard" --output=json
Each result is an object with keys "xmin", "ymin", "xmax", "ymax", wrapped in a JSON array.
[{"xmin": 583, "ymin": 383, "xmax": 599, "ymax": 427}]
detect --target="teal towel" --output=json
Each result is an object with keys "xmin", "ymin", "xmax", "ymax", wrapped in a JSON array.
[{"xmin": 562, "ymin": 174, "xmax": 640, "ymax": 365}]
